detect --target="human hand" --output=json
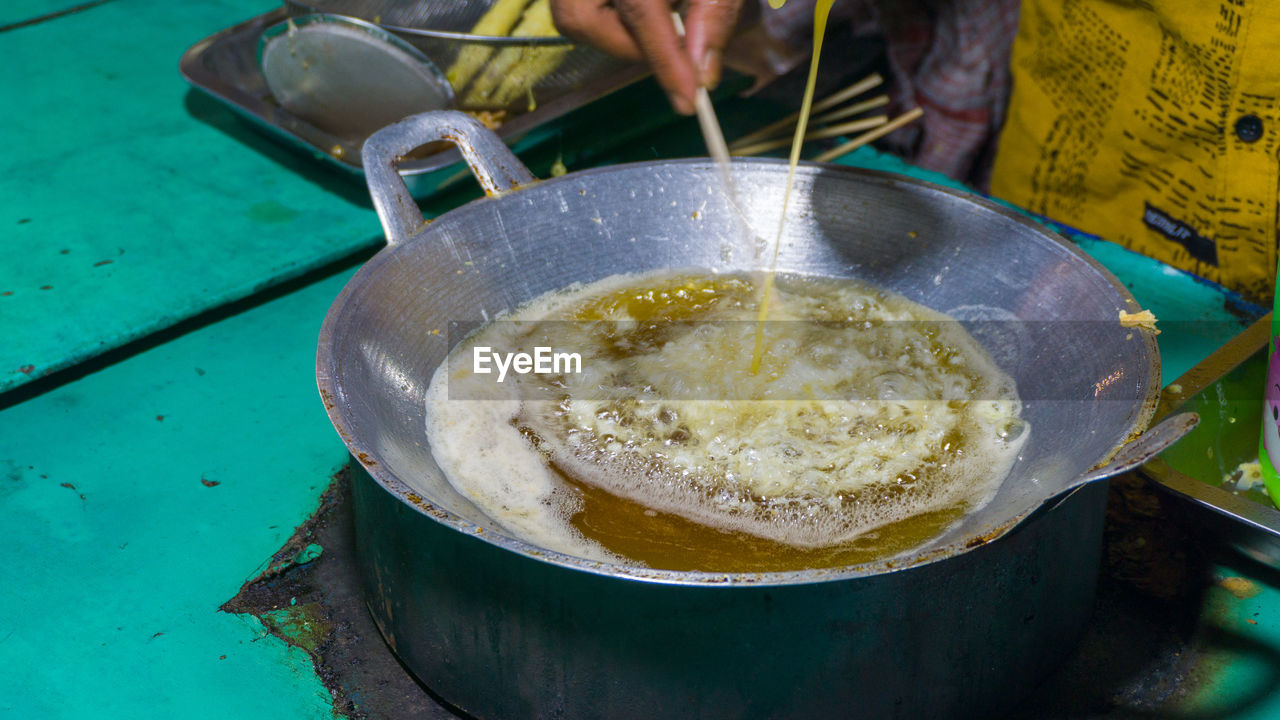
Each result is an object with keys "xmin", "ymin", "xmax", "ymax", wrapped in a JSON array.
[{"xmin": 550, "ymin": 0, "xmax": 744, "ymax": 115}]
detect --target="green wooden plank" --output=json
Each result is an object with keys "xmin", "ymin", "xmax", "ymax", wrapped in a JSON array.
[
  {"xmin": 0, "ymin": 266, "xmax": 358, "ymax": 718},
  {"xmin": 1180, "ymin": 569, "xmax": 1280, "ymax": 718},
  {"xmin": 0, "ymin": 0, "xmax": 105, "ymax": 28},
  {"xmin": 0, "ymin": 0, "xmax": 687, "ymax": 394},
  {"xmin": 0, "ymin": 0, "xmax": 385, "ymax": 392}
]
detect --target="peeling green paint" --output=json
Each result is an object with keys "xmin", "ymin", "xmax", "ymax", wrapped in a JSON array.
[
  {"xmin": 260, "ymin": 605, "xmax": 331, "ymax": 655},
  {"xmin": 295, "ymin": 543, "xmax": 324, "ymax": 566}
]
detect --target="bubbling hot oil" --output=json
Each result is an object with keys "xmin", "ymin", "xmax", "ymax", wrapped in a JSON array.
[
  {"xmin": 557, "ymin": 468, "xmax": 968, "ymax": 573},
  {"xmin": 423, "ymin": 270, "xmax": 1028, "ymax": 572}
]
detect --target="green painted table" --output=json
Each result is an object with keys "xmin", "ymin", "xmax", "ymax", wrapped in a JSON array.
[
  {"xmin": 4, "ymin": 2, "xmax": 1280, "ymax": 717},
  {"xmin": 0, "ymin": 0, "xmax": 708, "ymax": 395},
  {"xmin": 0, "ymin": 0, "xmax": 103, "ymax": 29},
  {"xmin": 0, "ymin": 0, "xmax": 388, "ymax": 392}
]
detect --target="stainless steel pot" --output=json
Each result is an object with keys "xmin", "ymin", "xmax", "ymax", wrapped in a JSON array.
[{"xmin": 317, "ymin": 111, "xmax": 1185, "ymax": 718}]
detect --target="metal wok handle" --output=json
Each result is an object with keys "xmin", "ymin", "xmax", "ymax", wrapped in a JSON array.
[
  {"xmin": 1021, "ymin": 412, "xmax": 1200, "ymax": 523},
  {"xmin": 362, "ymin": 111, "xmax": 537, "ymax": 245},
  {"xmin": 1075, "ymin": 412, "xmax": 1201, "ymax": 487}
]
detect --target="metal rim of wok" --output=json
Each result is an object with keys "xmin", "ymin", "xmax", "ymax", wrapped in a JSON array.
[{"xmin": 316, "ymin": 127, "xmax": 1161, "ymax": 590}]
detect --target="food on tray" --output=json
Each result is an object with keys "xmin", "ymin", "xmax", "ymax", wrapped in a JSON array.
[
  {"xmin": 445, "ymin": 0, "xmax": 531, "ymax": 89},
  {"xmin": 424, "ymin": 270, "xmax": 1029, "ymax": 571},
  {"xmin": 446, "ymin": 0, "xmax": 571, "ymax": 111}
]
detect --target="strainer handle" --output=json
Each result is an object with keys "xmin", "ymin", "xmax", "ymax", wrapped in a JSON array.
[{"xmin": 363, "ymin": 111, "xmax": 537, "ymax": 246}]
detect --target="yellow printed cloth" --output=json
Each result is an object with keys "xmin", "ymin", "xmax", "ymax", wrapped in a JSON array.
[{"xmin": 990, "ymin": 0, "xmax": 1280, "ymax": 301}]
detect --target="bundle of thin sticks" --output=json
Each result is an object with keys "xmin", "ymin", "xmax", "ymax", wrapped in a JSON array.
[{"xmin": 729, "ymin": 73, "xmax": 923, "ymax": 162}]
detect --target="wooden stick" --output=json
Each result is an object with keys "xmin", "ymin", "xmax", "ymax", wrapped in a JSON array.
[
  {"xmin": 812, "ymin": 107, "xmax": 924, "ymax": 163},
  {"xmin": 671, "ymin": 13, "xmax": 731, "ymax": 167},
  {"xmin": 810, "ymin": 95, "xmax": 889, "ymax": 127},
  {"xmin": 728, "ymin": 73, "xmax": 883, "ymax": 150},
  {"xmin": 732, "ymin": 95, "xmax": 889, "ymax": 148},
  {"xmin": 671, "ymin": 11, "xmax": 755, "ymax": 241},
  {"xmin": 731, "ymin": 115, "xmax": 887, "ymax": 156},
  {"xmin": 693, "ymin": 87, "xmax": 732, "ymax": 166}
]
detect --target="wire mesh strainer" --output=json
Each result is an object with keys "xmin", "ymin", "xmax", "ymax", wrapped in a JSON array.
[{"xmin": 285, "ymin": 0, "xmax": 632, "ymax": 112}]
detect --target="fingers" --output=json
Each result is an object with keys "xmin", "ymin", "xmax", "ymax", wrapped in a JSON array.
[
  {"xmin": 551, "ymin": 0, "xmax": 697, "ymax": 115},
  {"xmin": 550, "ymin": 0, "xmax": 643, "ymax": 60},
  {"xmin": 613, "ymin": 0, "xmax": 699, "ymax": 114},
  {"xmin": 684, "ymin": 0, "xmax": 744, "ymax": 89}
]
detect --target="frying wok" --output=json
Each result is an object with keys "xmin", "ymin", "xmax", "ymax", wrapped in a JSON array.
[{"xmin": 316, "ymin": 111, "xmax": 1187, "ymax": 718}]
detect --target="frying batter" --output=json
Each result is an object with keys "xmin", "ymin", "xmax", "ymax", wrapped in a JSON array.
[{"xmin": 423, "ymin": 270, "xmax": 1028, "ymax": 569}]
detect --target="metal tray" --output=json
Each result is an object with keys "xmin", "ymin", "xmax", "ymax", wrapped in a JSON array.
[
  {"xmin": 1141, "ymin": 314, "xmax": 1280, "ymax": 567},
  {"xmin": 179, "ymin": 8, "xmax": 645, "ymax": 193}
]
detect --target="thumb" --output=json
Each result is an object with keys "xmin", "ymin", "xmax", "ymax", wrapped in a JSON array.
[{"xmin": 684, "ymin": 0, "xmax": 744, "ymax": 89}]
